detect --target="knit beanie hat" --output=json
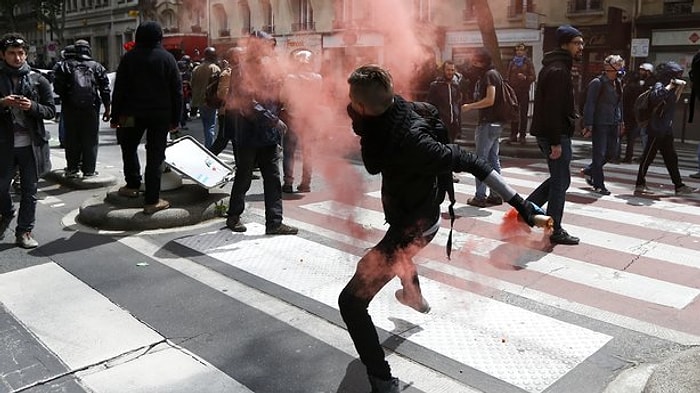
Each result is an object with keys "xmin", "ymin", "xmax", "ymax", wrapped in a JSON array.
[{"xmin": 555, "ymin": 25, "xmax": 583, "ymax": 46}]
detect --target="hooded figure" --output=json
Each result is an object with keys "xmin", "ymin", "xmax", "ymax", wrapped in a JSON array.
[{"xmin": 74, "ymin": 39, "xmax": 92, "ymax": 60}]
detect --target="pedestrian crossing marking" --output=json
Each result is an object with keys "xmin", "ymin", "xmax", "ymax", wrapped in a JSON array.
[
  {"xmin": 176, "ymin": 224, "xmax": 612, "ymax": 393},
  {"xmin": 0, "ymin": 262, "xmax": 251, "ymax": 392},
  {"xmin": 301, "ymin": 200, "xmax": 699, "ymax": 309}
]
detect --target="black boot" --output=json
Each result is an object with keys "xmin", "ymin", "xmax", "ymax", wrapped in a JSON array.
[{"xmin": 368, "ymin": 375, "xmax": 400, "ymax": 393}]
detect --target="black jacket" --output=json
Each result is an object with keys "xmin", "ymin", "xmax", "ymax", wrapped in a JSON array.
[
  {"xmin": 111, "ymin": 21, "xmax": 182, "ymax": 126},
  {"xmin": 426, "ymin": 75, "xmax": 461, "ymax": 126},
  {"xmin": 530, "ymin": 49, "xmax": 578, "ymax": 145},
  {"xmin": 53, "ymin": 58, "xmax": 111, "ymax": 109},
  {"xmin": 349, "ymin": 96, "xmax": 490, "ymax": 228}
]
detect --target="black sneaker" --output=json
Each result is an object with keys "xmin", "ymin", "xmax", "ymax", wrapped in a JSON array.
[
  {"xmin": 580, "ymin": 168, "xmax": 593, "ymax": 187},
  {"xmin": 550, "ymin": 229, "xmax": 580, "ymax": 245},
  {"xmin": 282, "ymin": 184, "xmax": 294, "ymax": 193},
  {"xmin": 265, "ymin": 223, "xmax": 298, "ymax": 235},
  {"xmin": 226, "ymin": 216, "xmax": 247, "ymax": 232},
  {"xmin": 82, "ymin": 171, "xmax": 99, "ymax": 177},
  {"xmin": 368, "ymin": 375, "xmax": 400, "ymax": 393},
  {"xmin": 593, "ymin": 187, "xmax": 611, "ymax": 196},
  {"xmin": 65, "ymin": 169, "xmax": 80, "ymax": 178}
]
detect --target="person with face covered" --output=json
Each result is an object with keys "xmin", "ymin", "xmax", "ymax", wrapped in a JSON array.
[
  {"xmin": 634, "ymin": 62, "xmax": 695, "ymax": 195},
  {"xmin": 526, "ymin": 25, "xmax": 585, "ymax": 246},
  {"xmin": 340, "ymin": 64, "xmax": 546, "ymax": 393},
  {"xmin": 506, "ymin": 43, "xmax": 536, "ymax": 144},
  {"xmin": 621, "ymin": 63, "xmax": 656, "ymax": 163}
]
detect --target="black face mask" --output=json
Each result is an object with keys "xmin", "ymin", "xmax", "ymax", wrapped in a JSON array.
[{"xmin": 466, "ymin": 65, "xmax": 484, "ymax": 80}]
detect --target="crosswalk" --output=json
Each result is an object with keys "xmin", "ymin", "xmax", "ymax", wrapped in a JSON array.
[{"xmin": 3, "ymin": 149, "xmax": 700, "ymax": 392}]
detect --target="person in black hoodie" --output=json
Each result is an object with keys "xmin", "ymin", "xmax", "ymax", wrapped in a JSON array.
[
  {"xmin": 110, "ymin": 20, "xmax": 183, "ymax": 214},
  {"xmin": 339, "ymin": 64, "xmax": 545, "ymax": 393},
  {"xmin": 527, "ymin": 25, "xmax": 584, "ymax": 246}
]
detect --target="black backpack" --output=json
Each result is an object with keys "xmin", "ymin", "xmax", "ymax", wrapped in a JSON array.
[
  {"xmin": 634, "ymin": 87, "xmax": 664, "ymax": 128},
  {"xmin": 205, "ymin": 71, "xmax": 223, "ymax": 108},
  {"xmin": 68, "ymin": 62, "xmax": 96, "ymax": 108},
  {"xmin": 410, "ymin": 101, "xmax": 457, "ymax": 259},
  {"xmin": 495, "ymin": 77, "xmax": 520, "ymax": 122}
]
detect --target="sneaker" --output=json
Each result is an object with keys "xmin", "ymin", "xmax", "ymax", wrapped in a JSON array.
[
  {"xmin": 65, "ymin": 169, "xmax": 80, "ymax": 178},
  {"xmin": 550, "ymin": 229, "xmax": 580, "ymax": 245},
  {"xmin": 368, "ymin": 375, "xmax": 401, "ymax": 393},
  {"xmin": 169, "ymin": 130, "xmax": 184, "ymax": 140},
  {"xmin": 143, "ymin": 199, "xmax": 170, "ymax": 214},
  {"xmin": 117, "ymin": 186, "xmax": 140, "ymax": 198},
  {"xmin": 675, "ymin": 185, "xmax": 696, "ymax": 195},
  {"xmin": 265, "ymin": 223, "xmax": 298, "ymax": 235},
  {"xmin": 634, "ymin": 185, "xmax": 652, "ymax": 195},
  {"xmin": 452, "ymin": 174, "xmax": 460, "ymax": 183},
  {"xmin": 689, "ymin": 172, "xmax": 700, "ymax": 179},
  {"xmin": 296, "ymin": 183, "xmax": 311, "ymax": 193},
  {"xmin": 15, "ymin": 232, "xmax": 38, "ymax": 249},
  {"xmin": 593, "ymin": 187, "xmax": 611, "ymax": 196},
  {"xmin": 0, "ymin": 212, "xmax": 14, "ymax": 240},
  {"xmin": 226, "ymin": 216, "xmax": 247, "ymax": 232},
  {"xmin": 486, "ymin": 194, "xmax": 503, "ymax": 205},
  {"xmin": 82, "ymin": 171, "xmax": 98, "ymax": 177},
  {"xmin": 519, "ymin": 136, "xmax": 526, "ymax": 144},
  {"xmin": 395, "ymin": 289, "xmax": 431, "ymax": 313},
  {"xmin": 467, "ymin": 196, "xmax": 488, "ymax": 208},
  {"xmin": 580, "ymin": 168, "xmax": 593, "ymax": 187},
  {"xmin": 282, "ymin": 184, "xmax": 294, "ymax": 193}
]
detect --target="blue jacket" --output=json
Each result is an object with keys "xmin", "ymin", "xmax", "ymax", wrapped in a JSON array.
[{"xmin": 583, "ymin": 74, "xmax": 622, "ymax": 127}]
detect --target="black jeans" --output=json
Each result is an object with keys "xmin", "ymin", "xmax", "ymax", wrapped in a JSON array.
[
  {"xmin": 227, "ymin": 144, "xmax": 283, "ymax": 229},
  {"xmin": 635, "ymin": 133, "xmax": 683, "ymax": 188},
  {"xmin": 116, "ymin": 117, "xmax": 169, "ymax": 204},
  {"xmin": 510, "ymin": 87, "xmax": 530, "ymax": 140},
  {"xmin": 63, "ymin": 105, "xmax": 100, "ymax": 174},
  {"xmin": 0, "ymin": 146, "xmax": 38, "ymax": 235},
  {"xmin": 338, "ymin": 219, "xmax": 437, "ymax": 380}
]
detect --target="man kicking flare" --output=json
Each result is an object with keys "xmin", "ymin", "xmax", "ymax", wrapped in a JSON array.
[{"xmin": 338, "ymin": 65, "xmax": 545, "ymax": 393}]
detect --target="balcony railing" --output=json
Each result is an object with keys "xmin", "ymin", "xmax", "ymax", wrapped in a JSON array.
[
  {"xmin": 291, "ymin": 21, "xmax": 315, "ymax": 32},
  {"xmin": 664, "ymin": 1, "xmax": 693, "ymax": 14}
]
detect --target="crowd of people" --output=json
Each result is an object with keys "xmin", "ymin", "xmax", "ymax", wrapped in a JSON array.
[{"xmin": 1, "ymin": 20, "xmax": 700, "ymax": 393}]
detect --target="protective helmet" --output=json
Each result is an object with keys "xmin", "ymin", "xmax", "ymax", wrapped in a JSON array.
[
  {"xmin": 291, "ymin": 49, "xmax": 313, "ymax": 65},
  {"xmin": 203, "ymin": 47, "xmax": 216, "ymax": 61},
  {"xmin": 181, "ymin": 54, "xmax": 191, "ymax": 62},
  {"xmin": 639, "ymin": 63, "xmax": 654, "ymax": 73}
]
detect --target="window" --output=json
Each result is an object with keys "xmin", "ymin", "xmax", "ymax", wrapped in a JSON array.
[
  {"xmin": 509, "ymin": 0, "xmax": 535, "ymax": 17},
  {"xmin": 568, "ymin": 0, "xmax": 602, "ymax": 13},
  {"xmin": 291, "ymin": 0, "xmax": 314, "ymax": 31},
  {"xmin": 212, "ymin": 4, "xmax": 228, "ymax": 35},
  {"xmin": 413, "ymin": 0, "xmax": 431, "ymax": 22},
  {"xmin": 463, "ymin": 0, "xmax": 475, "ymax": 20},
  {"xmin": 239, "ymin": 0, "xmax": 251, "ymax": 34},
  {"xmin": 663, "ymin": 0, "xmax": 693, "ymax": 14},
  {"xmin": 261, "ymin": 0, "xmax": 274, "ymax": 33}
]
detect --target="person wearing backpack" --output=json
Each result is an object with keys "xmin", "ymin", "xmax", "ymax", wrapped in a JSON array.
[
  {"xmin": 53, "ymin": 40, "xmax": 111, "ymax": 178},
  {"xmin": 0, "ymin": 33, "xmax": 56, "ymax": 248},
  {"xmin": 340, "ymin": 64, "xmax": 546, "ymax": 393},
  {"xmin": 634, "ymin": 61, "xmax": 695, "ymax": 195},
  {"xmin": 190, "ymin": 47, "xmax": 221, "ymax": 149},
  {"xmin": 579, "ymin": 54, "xmax": 625, "ymax": 195},
  {"xmin": 461, "ymin": 48, "xmax": 507, "ymax": 208},
  {"xmin": 506, "ymin": 42, "xmax": 536, "ymax": 144},
  {"xmin": 688, "ymin": 50, "xmax": 700, "ymax": 178}
]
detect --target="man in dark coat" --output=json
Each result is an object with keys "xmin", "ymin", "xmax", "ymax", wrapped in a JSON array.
[
  {"xmin": 427, "ymin": 60, "xmax": 462, "ymax": 143},
  {"xmin": 527, "ymin": 25, "xmax": 584, "ymax": 245},
  {"xmin": 506, "ymin": 42, "xmax": 536, "ymax": 144},
  {"xmin": 339, "ymin": 64, "xmax": 545, "ymax": 393},
  {"xmin": 0, "ymin": 32, "xmax": 56, "ymax": 248},
  {"xmin": 110, "ymin": 20, "xmax": 183, "ymax": 214},
  {"xmin": 53, "ymin": 39, "xmax": 111, "ymax": 177}
]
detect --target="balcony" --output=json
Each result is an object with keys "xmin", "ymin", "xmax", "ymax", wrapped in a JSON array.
[
  {"xmin": 219, "ymin": 29, "xmax": 230, "ymax": 37},
  {"xmin": 664, "ymin": 0, "xmax": 693, "ymax": 15},
  {"xmin": 566, "ymin": 0, "xmax": 604, "ymax": 16},
  {"xmin": 291, "ymin": 21, "xmax": 315, "ymax": 32},
  {"xmin": 261, "ymin": 24, "xmax": 275, "ymax": 34}
]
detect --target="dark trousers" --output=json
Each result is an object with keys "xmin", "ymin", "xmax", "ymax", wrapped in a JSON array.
[
  {"xmin": 622, "ymin": 124, "xmax": 640, "ymax": 161},
  {"xmin": 63, "ymin": 106, "xmax": 99, "ymax": 174},
  {"xmin": 527, "ymin": 136, "xmax": 572, "ymax": 232},
  {"xmin": 0, "ymin": 146, "xmax": 38, "ymax": 235},
  {"xmin": 338, "ymin": 221, "xmax": 436, "ymax": 380},
  {"xmin": 282, "ymin": 126, "xmax": 312, "ymax": 187},
  {"xmin": 510, "ymin": 88, "xmax": 530, "ymax": 140},
  {"xmin": 227, "ymin": 145, "xmax": 283, "ymax": 229},
  {"xmin": 635, "ymin": 134, "xmax": 683, "ymax": 189},
  {"xmin": 588, "ymin": 124, "xmax": 618, "ymax": 189},
  {"xmin": 116, "ymin": 117, "xmax": 169, "ymax": 205}
]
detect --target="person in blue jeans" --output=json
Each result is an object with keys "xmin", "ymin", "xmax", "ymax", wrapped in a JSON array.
[
  {"xmin": 462, "ymin": 48, "xmax": 505, "ymax": 208},
  {"xmin": 580, "ymin": 54, "xmax": 625, "ymax": 195},
  {"xmin": 528, "ymin": 25, "xmax": 585, "ymax": 246}
]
